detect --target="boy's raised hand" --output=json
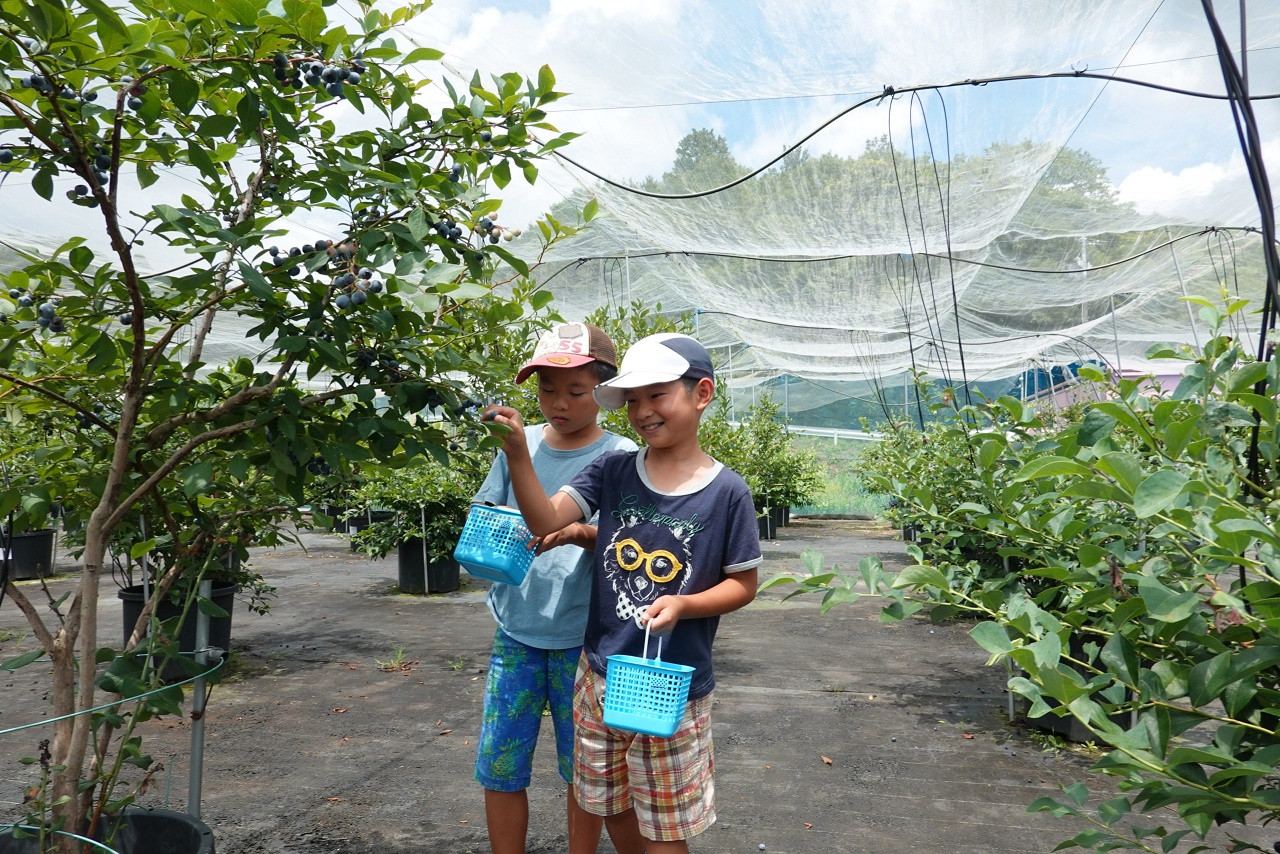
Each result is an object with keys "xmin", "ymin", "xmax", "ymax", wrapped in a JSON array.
[{"xmin": 482, "ymin": 405, "xmax": 527, "ymax": 456}]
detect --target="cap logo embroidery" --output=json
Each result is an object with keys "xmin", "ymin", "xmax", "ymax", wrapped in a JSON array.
[{"xmin": 546, "ymin": 355, "xmax": 574, "ymax": 366}]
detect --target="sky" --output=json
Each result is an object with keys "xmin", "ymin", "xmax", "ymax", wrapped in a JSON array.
[
  {"xmin": 2, "ymin": 0, "xmax": 1278, "ymax": 258},
  {"xmin": 404, "ymin": 0, "xmax": 1280, "ymax": 228}
]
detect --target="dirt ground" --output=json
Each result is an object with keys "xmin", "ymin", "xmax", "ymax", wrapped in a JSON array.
[{"xmin": 2, "ymin": 518, "xmax": 1274, "ymax": 853}]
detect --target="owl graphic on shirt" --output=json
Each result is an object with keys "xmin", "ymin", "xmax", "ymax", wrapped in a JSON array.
[{"xmin": 603, "ymin": 511, "xmax": 695, "ymax": 627}]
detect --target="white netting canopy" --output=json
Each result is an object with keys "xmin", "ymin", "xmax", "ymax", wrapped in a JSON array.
[
  {"xmin": 4, "ymin": 1, "xmax": 1277, "ymax": 429},
  {"xmin": 429, "ymin": 0, "xmax": 1280, "ymax": 427}
]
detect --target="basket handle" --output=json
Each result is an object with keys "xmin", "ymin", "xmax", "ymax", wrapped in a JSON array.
[{"xmin": 641, "ymin": 619, "xmax": 662, "ymax": 663}]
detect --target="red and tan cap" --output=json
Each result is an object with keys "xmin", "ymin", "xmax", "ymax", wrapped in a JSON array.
[{"xmin": 515, "ymin": 322, "xmax": 619, "ymax": 384}]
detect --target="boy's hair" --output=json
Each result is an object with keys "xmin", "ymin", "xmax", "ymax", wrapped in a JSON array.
[
  {"xmin": 592, "ymin": 360, "xmax": 619, "ymax": 384},
  {"xmin": 592, "ymin": 333, "xmax": 714, "ymax": 411},
  {"xmin": 515, "ymin": 323, "xmax": 619, "ymax": 385}
]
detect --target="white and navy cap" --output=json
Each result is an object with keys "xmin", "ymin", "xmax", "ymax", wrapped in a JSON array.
[{"xmin": 592, "ymin": 333, "xmax": 714, "ymax": 410}]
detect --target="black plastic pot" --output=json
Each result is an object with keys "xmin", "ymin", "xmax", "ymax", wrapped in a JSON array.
[
  {"xmin": 1, "ymin": 528, "xmax": 55, "ymax": 580},
  {"xmin": 346, "ymin": 509, "xmax": 394, "ymax": 551},
  {"xmin": 397, "ymin": 538, "xmax": 460, "ymax": 593},
  {"xmin": 1016, "ymin": 633, "xmax": 1134, "ymax": 743},
  {"xmin": 117, "ymin": 584, "xmax": 235, "ymax": 681},
  {"xmin": 313, "ymin": 504, "xmax": 349, "ymax": 533},
  {"xmin": 0, "ymin": 805, "xmax": 215, "ymax": 854}
]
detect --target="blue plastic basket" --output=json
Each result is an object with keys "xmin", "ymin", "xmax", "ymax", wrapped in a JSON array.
[
  {"xmin": 603, "ymin": 624, "xmax": 694, "ymax": 737},
  {"xmin": 452, "ymin": 503, "xmax": 536, "ymax": 585}
]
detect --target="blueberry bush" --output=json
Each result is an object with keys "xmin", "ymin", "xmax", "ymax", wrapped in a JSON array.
[
  {"xmin": 0, "ymin": 0, "xmax": 584, "ymax": 847},
  {"xmin": 767, "ymin": 299, "xmax": 1280, "ymax": 851}
]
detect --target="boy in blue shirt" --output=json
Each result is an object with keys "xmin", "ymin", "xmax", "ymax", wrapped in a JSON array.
[
  {"xmin": 485, "ymin": 333, "xmax": 762, "ymax": 853},
  {"xmin": 472, "ymin": 322, "xmax": 641, "ymax": 854}
]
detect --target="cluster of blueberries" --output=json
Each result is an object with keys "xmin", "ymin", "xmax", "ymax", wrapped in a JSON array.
[
  {"xmin": 73, "ymin": 401, "xmax": 111, "ymax": 430},
  {"xmin": 266, "ymin": 242, "xmax": 383, "ymax": 311},
  {"xmin": 18, "ymin": 70, "xmax": 145, "ymax": 113},
  {"xmin": 333, "ymin": 266, "xmax": 384, "ymax": 310},
  {"xmin": 6, "ymin": 289, "xmax": 63, "ymax": 333},
  {"xmin": 473, "ymin": 216, "xmax": 521, "ymax": 245},
  {"xmin": 19, "ymin": 72, "xmax": 92, "ymax": 102},
  {"xmin": 270, "ymin": 52, "xmax": 366, "ymax": 99}
]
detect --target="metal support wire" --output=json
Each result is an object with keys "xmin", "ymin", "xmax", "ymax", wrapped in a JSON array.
[{"xmin": 1167, "ymin": 228, "xmax": 1201, "ymax": 351}]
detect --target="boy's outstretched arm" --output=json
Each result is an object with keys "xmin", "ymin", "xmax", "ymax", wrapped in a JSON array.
[
  {"xmin": 483, "ymin": 404, "xmax": 584, "ymax": 536},
  {"xmin": 642, "ymin": 569, "xmax": 758, "ymax": 635},
  {"xmin": 534, "ymin": 523, "xmax": 597, "ymax": 554}
]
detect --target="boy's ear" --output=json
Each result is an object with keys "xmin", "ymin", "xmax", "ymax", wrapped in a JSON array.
[{"xmin": 693, "ymin": 377, "xmax": 716, "ymax": 411}]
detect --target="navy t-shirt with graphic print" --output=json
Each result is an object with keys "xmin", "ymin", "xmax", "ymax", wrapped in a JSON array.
[{"xmin": 561, "ymin": 446, "xmax": 762, "ymax": 701}]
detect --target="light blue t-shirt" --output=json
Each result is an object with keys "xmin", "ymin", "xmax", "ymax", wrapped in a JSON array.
[{"xmin": 473, "ymin": 425, "xmax": 637, "ymax": 649}]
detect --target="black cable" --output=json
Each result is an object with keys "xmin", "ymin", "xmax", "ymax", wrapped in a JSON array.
[
  {"xmin": 532, "ymin": 226, "xmax": 1243, "ymax": 287},
  {"xmin": 1200, "ymin": 0, "xmax": 1279, "ymax": 598},
  {"xmin": 1205, "ymin": 228, "xmax": 1248, "ymax": 342},
  {"xmin": 922, "ymin": 90, "xmax": 973, "ymax": 406},
  {"xmin": 1201, "ymin": 2, "xmax": 1280, "ymax": 331},
  {"xmin": 887, "ymin": 96, "xmax": 953, "ymax": 392},
  {"xmin": 891, "ymin": 255, "xmax": 927, "ymax": 429},
  {"xmin": 904, "ymin": 92, "xmax": 957, "ymax": 394},
  {"xmin": 550, "ymin": 69, "xmax": 1280, "ymax": 202}
]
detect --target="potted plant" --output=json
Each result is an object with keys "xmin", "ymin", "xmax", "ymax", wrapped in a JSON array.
[
  {"xmin": 302, "ymin": 457, "xmax": 366, "ymax": 534},
  {"xmin": 0, "ymin": 411, "xmax": 61, "ymax": 581},
  {"xmin": 349, "ymin": 452, "xmax": 487, "ymax": 594},
  {"xmin": 0, "ymin": 0, "xmax": 583, "ymax": 848},
  {"xmin": 99, "ymin": 478, "xmax": 286, "ymax": 681}
]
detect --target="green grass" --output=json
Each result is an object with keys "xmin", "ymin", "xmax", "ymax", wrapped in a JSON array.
[{"xmin": 790, "ymin": 435, "xmax": 889, "ymax": 517}]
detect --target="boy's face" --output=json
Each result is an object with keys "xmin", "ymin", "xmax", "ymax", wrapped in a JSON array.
[
  {"xmin": 535, "ymin": 363, "xmax": 602, "ymax": 436},
  {"xmin": 621, "ymin": 377, "xmax": 713, "ymax": 448}
]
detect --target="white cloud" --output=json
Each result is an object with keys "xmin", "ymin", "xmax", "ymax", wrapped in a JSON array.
[
  {"xmin": 1118, "ymin": 160, "xmax": 1237, "ymax": 213},
  {"xmin": 1116, "ymin": 137, "xmax": 1279, "ymax": 224}
]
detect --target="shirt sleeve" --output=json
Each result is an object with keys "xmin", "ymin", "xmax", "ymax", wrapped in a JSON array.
[
  {"xmin": 472, "ymin": 447, "xmax": 513, "ymax": 506},
  {"xmin": 723, "ymin": 473, "xmax": 763, "ymax": 574},
  {"xmin": 561, "ymin": 449, "xmax": 624, "ymax": 523}
]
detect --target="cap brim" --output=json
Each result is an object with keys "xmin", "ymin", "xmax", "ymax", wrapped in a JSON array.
[
  {"xmin": 592, "ymin": 370, "xmax": 685, "ymax": 410},
  {"xmin": 515, "ymin": 354, "xmax": 596, "ymax": 384}
]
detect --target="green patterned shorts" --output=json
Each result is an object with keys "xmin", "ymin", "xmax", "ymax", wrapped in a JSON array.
[{"xmin": 474, "ymin": 627, "xmax": 580, "ymax": 791}]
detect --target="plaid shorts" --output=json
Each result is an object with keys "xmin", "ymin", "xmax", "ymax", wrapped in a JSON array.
[
  {"xmin": 572, "ymin": 654, "xmax": 716, "ymax": 842},
  {"xmin": 474, "ymin": 628, "xmax": 580, "ymax": 791}
]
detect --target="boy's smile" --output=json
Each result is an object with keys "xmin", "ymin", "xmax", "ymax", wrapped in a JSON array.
[{"xmin": 624, "ymin": 379, "xmax": 707, "ymax": 451}]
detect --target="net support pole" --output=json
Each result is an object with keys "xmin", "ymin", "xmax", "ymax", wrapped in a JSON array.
[
  {"xmin": 1109, "ymin": 294, "xmax": 1123, "ymax": 376},
  {"xmin": 1167, "ymin": 228, "xmax": 1201, "ymax": 351},
  {"xmin": 140, "ymin": 516, "xmax": 149, "ymax": 601},
  {"xmin": 189, "ymin": 578, "xmax": 212, "ymax": 819}
]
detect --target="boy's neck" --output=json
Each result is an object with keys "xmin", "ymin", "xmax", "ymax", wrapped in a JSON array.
[
  {"xmin": 540, "ymin": 421, "xmax": 605, "ymax": 451},
  {"xmin": 641, "ymin": 441, "xmax": 716, "ymax": 492}
]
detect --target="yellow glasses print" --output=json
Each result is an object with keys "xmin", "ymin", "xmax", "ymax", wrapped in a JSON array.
[{"xmin": 614, "ymin": 538, "xmax": 683, "ymax": 584}]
